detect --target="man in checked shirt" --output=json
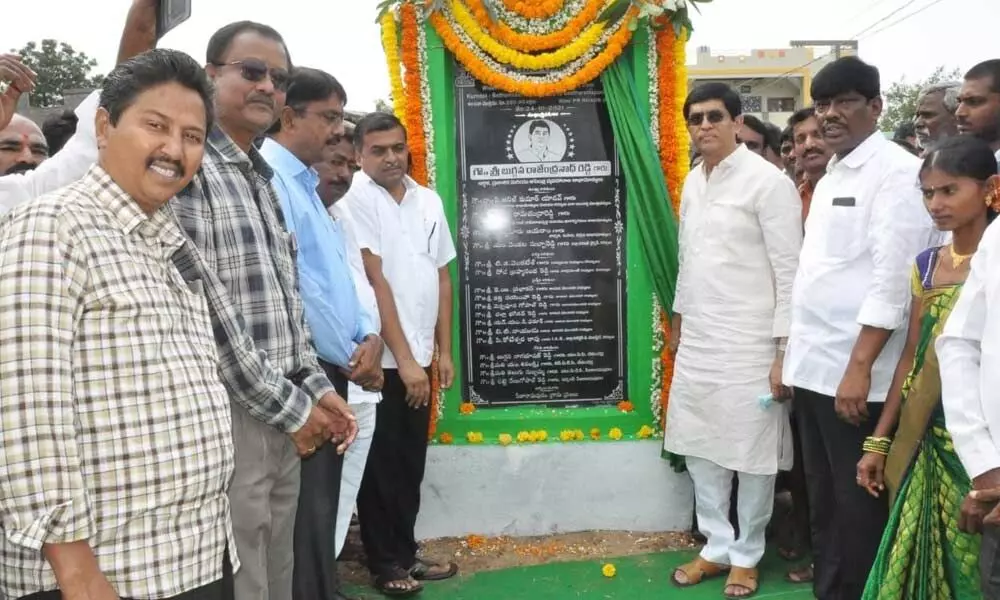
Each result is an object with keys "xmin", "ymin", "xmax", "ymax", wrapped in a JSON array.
[
  {"xmin": 0, "ymin": 50, "xmax": 234, "ymax": 600},
  {"xmin": 168, "ymin": 21, "xmax": 357, "ymax": 600}
]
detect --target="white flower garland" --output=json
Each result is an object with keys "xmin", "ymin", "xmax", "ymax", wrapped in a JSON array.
[
  {"xmin": 417, "ymin": 4, "xmax": 437, "ymax": 190},
  {"xmin": 647, "ymin": 22, "xmax": 659, "ymax": 157},
  {"xmin": 487, "ymin": 0, "xmax": 590, "ymax": 35},
  {"xmin": 646, "ymin": 22, "xmax": 664, "ymax": 430},
  {"xmin": 650, "ymin": 293, "xmax": 665, "ymax": 430}
]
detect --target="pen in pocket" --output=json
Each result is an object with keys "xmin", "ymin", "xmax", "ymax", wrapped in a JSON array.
[{"xmin": 427, "ymin": 221, "xmax": 437, "ymax": 253}]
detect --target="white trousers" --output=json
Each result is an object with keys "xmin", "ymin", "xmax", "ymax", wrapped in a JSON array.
[
  {"xmin": 334, "ymin": 395, "xmax": 378, "ymax": 557},
  {"xmin": 686, "ymin": 455, "xmax": 776, "ymax": 568}
]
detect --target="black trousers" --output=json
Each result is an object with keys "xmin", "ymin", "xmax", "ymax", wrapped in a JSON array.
[
  {"xmin": 982, "ymin": 525, "xmax": 1000, "ymax": 598},
  {"xmin": 292, "ymin": 363, "xmax": 349, "ymax": 600},
  {"xmin": 358, "ymin": 368, "xmax": 430, "ymax": 576},
  {"xmin": 21, "ymin": 551, "xmax": 234, "ymax": 600},
  {"xmin": 794, "ymin": 387, "xmax": 888, "ymax": 600}
]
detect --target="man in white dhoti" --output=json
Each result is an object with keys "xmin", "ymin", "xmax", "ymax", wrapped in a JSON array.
[{"xmin": 666, "ymin": 82, "xmax": 803, "ymax": 598}]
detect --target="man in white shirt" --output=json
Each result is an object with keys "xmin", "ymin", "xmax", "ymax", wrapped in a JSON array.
[
  {"xmin": 345, "ymin": 112, "xmax": 459, "ymax": 595},
  {"xmin": 783, "ymin": 56, "xmax": 940, "ymax": 600},
  {"xmin": 956, "ymin": 59, "xmax": 1000, "ymax": 166},
  {"xmin": 665, "ymin": 83, "xmax": 802, "ymax": 598},
  {"xmin": 314, "ymin": 127, "xmax": 382, "ymax": 561}
]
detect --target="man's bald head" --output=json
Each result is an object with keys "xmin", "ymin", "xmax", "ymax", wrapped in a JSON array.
[{"xmin": 0, "ymin": 114, "xmax": 48, "ymax": 175}]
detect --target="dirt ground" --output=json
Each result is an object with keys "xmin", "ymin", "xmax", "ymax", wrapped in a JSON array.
[{"xmin": 338, "ymin": 528, "xmax": 699, "ymax": 585}]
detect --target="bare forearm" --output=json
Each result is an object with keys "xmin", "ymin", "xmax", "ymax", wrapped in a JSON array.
[
  {"xmin": 671, "ymin": 313, "xmax": 682, "ymax": 338},
  {"xmin": 874, "ymin": 346, "xmax": 916, "ymax": 437},
  {"xmin": 373, "ymin": 278, "xmax": 414, "ymax": 365},
  {"xmin": 436, "ymin": 269, "xmax": 453, "ymax": 355},
  {"xmin": 849, "ymin": 325, "xmax": 893, "ymax": 371},
  {"xmin": 117, "ymin": 1, "xmax": 157, "ymax": 65},
  {"xmin": 43, "ymin": 541, "xmax": 113, "ymax": 598}
]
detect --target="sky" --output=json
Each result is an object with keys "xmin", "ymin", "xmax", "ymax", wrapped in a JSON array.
[{"xmin": 7, "ymin": 0, "xmax": 993, "ymax": 112}]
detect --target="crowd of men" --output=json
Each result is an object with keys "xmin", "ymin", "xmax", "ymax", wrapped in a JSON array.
[
  {"xmin": 0, "ymin": 1, "xmax": 458, "ymax": 599},
  {"xmin": 668, "ymin": 54, "xmax": 1000, "ymax": 599}
]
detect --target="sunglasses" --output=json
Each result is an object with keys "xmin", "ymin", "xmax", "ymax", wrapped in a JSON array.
[
  {"xmin": 687, "ymin": 110, "xmax": 726, "ymax": 127},
  {"xmin": 212, "ymin": 58, "xmax": 290, "ymax": 91}
]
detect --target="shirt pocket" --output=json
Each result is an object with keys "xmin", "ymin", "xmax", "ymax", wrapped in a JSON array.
[{"xmin": 824, "ymin": 205, "xmax": 866, "ymax": 260}]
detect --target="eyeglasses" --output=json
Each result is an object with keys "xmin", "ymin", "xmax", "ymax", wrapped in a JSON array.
[
  {"xmin": 212, "ymin": 58, "xmax": 290, "ymax": 92},
  {"xmin": 687, "ymin": 110, "xmax": 726, "ymax": 127},
  {"xmin": 741, "ymin": 139, "xmax": 763, "ymax": 152},
  {"xmin": 301, "ymin": 109, "xmax": 344, "ymax": 127}
]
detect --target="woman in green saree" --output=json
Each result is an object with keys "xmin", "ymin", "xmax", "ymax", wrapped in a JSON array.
[{"xmin": 857, "ymin": 136, "xmax": 1000, "ymax": 599}]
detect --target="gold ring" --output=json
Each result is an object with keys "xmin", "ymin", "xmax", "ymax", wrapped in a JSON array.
[{"xmin": 307, "ymin": 446, "xmax": 316, "ymax": 454}]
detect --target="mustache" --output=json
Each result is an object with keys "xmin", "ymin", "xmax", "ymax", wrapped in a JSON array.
[
  {"xmin": 3, "ymin": 162, "xmax": 37, "ymax": 175},
  {"xmin": 146, "ymin": 155, "xmax": 186, "ymax": 178},
  {"xmin": 247, "ymin": 94, "xmax": 275, "ymax": 108}
]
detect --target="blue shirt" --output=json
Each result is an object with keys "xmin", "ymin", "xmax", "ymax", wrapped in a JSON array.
[{"xmin": 260, "ymin": 139, "xmax": 377, "ymax": 368}]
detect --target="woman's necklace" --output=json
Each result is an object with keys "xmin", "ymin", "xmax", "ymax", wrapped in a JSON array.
[{"xmin": 949, "ymin": 244, "xmax": 973, "ymax": 269}]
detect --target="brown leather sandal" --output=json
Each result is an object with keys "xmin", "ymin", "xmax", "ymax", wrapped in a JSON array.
[
  {"xmin": 671, "ymin": 556, "xmax": 730, "ymax": 587},
  {"xmin": 724, "ymin": 567, "xmax": 759, "ymax": 599}
]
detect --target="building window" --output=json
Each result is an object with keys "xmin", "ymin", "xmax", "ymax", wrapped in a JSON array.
[
  {"xmin": 767, "ymin": 97, "xmax": 796, "ymax": 112},
  {"xmin": 739, "ymin": 85, "xmax": 752, "ymax": 93},
  {"xmin": 741, "ymin": 95, "xmax": 762, "ymax": 113}
]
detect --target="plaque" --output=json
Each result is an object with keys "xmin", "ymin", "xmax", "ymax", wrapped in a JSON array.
[{"xmin": 455, "ymin": 64, "xmax": 627, "ymax": 407}]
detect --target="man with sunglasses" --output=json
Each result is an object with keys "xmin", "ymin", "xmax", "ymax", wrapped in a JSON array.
[
  {"xmin": 169, "ymin": 21, "xmax": 358, "ymax": 600},
  {"xmin": 259, "ymin": 67, "xmax": 382, "ymax": 600},
  {"xmin": 666, "ymin": 82, "xmax": 802, "ymax": 598},
  {"xmin": 782, "ymin": 56, "xmax": 940, "ymax": 600}
]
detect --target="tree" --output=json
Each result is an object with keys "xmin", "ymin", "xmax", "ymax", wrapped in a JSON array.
[
  {"xmin": 11, "ymin": 39, "xmax": 104, "ymax": 107},
  {"xmin": 880, "ymin": 65, "xmax": 962, "ymax": 133},
  {"xmin": 375, "ymin": 98, "xmax": 394, "ymax": 114}
]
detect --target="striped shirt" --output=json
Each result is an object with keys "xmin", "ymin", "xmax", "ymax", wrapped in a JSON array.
[
  {"xmin": 0, "ymin": 165, "xmax": 236, "ymax": 598},
  {"xmin": 170, "ymin": 126, "xmax": 335, "ymax": 432}
]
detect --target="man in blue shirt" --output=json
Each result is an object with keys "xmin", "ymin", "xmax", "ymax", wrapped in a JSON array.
[{"xmin": 260, "ymin": 67, "xmax": 383, "ymax": 600}]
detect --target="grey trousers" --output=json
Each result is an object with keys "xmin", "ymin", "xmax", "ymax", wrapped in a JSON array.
[
  {"xmin": 983, "ymin": 525, "xmax": 1000, "ymax": 599},
  {"xmin": 230, "ymin": 403, "xmax": 301, "ymax": 600}
]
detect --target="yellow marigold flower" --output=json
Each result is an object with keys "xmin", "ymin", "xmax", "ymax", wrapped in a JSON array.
[
  {"xmin": 560, "ymin": 430, "xmax": 575, "ymax": 441},
  {"xmin": 574, "ymin": 429, "xmax": 585, "ymax": 441},
  {"xmin": 609, "ymin": 427, "xmax": 623, "ymax": 441},
  {"xmin": 498, "ymin": 433, "xmax": 513, "ymax": 446},
  {"xmin": 602, "ymin": 563, "xmax": 616, "ymax": 577},
  {"xmin": 637, "ymin": 425, "xmax": 655, "ymax": 439},
  {"xmin": 535, "ymin": 430, "xmax": 548, "ymax": 442},
  {"xmin": 466, "ymin": 431, "xmax": 484, "ymax": 443},
  {"xmin": 517, "ymin": 431, "xmax": 532, "ymax": 443},
  {"xmin": 590, "ymin": 427, "xmax": 601, "ymax": 440}
]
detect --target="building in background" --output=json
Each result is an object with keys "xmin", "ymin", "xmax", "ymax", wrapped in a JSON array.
[{"xmin": 688, "ymin": 41, "xmax": 858, "ymax": 126}]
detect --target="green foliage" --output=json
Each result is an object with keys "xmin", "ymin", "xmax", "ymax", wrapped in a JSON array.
[
  {"xmin": 880, "ymin": 65, "xmax": 962, "ymax": 133},
  {"xmin": 375, "ymin": 98, "xmax": 394, "ymax": 113},
  {"xmin": 12, "ymin": 39, "xmax": 104, "ymax": 108}
]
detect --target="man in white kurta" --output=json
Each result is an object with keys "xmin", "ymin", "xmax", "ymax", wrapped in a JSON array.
[{"xmin": 665, "ymin": 83, "xmax": 802, "ymax": 592}]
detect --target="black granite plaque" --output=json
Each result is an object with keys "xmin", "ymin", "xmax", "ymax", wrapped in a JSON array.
[{"xmin": 455, "ymin": 65, "xmax": 627, "ymax": 407}]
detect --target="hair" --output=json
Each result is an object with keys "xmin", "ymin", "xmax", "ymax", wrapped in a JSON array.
[
  {"xmin": 41, "ymin": 108, "xmax": 78, "ymax": 154},
  {"xmin": 99, "ymin": 49, "xmax": 214, "ymax": 130},
  {"xmin": 741, "ymin": 114, "xmax": 767, "ymax": 139},
  {"xmin": 763, "ymin": 122, "xmax": 782, "ymax": 155},
  {"xmin": 920, "ymin": 135, "xmax": 999, "ymax": 221},
  {"xmin": 267, "ymin": 67, "xmax": 347, "ymax": 134},
  {"xmin": 918, "ymin": 81, "xmax": 962, "ymax": 113},
  {"xmin": 683, "ymin": 82, "xmax": 741, "ymax": 120},
  {"xmin": 528, "ymin": 120, "xmax": 550, "ymax": 135},
  {"xmin": 965, "ymin": 60, "xmax": 1000, "ymax": 93},
  {"xmin": 787, "ymin": 106, "xmax": 816, "ymax": 131},
  {"xmin": 206, "ymin": 21, "xmax": 292, "ymax": 68},
  {"xmin": 780, "ymin": 126, "xmax": 793, "ymax": 145},
  {"xmin": 894, "ymin": 121, "xmax": 916, "ymax": 141},
  {"xmin": 353, "ymin": 111, "xmax": 407, "ymax": 152},
  {"xmin": 810, "ymin": 56, "xmax": 881, "ymax": 101}
]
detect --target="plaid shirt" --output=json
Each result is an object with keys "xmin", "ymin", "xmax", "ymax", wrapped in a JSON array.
[
  {"xmin": 170, "ymin": 127, "xmax": 335, "ymax": 433},
  {"xmin": 0, "ymin": 166, "xmax": 236, "ymax": 598}
]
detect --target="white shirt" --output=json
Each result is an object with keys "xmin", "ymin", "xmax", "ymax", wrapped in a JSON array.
[
  {"xmin": 330, "ymin": 198, "xmax": 381, "ymax": 405},
  {"xmin": 344, "ymin": 171, "xmax": 456, "ymax": 369},
  {"xmin": 783, "ymin": 132, "xmax": 941, "ymax": 401},
  {"xmin": 0, "ymin": 91, "xmax": 100, "ymax": 214},
  {"xmin": 665, "ymin": 145, "xmax": 801, "ymax": 474},
  {"xmin": 938, "ymin": 221, "xmax": 1000, "ymax": 479}
]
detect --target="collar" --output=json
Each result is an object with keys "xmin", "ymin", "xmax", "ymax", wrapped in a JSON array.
[
  {"xmin": 699, "ymin": 144, "xmax": 747, "ymax": 178},
  {"xmin": 207, "ymin": 125, "xmax": 274, "ymax": 181},
  {"xmin": 259, "ymin": 138, "xmax": 317, "ymax": 186},
  {"xmin": 85, "ymin": 164, "xmax": 184, "ymax": 248},
  {"xmin": 356, "ymin": 170, "xmax": 418, "ymax": 196},
  {"xmin": 828, "ymin": 131, "xmax": 885, "ymax": 171}
]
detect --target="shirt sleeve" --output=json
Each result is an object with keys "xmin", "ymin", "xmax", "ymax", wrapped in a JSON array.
[
  {"xmin": 938, "ymin": 226, "xmax": 1000, "ymax": 479},
  {"xmin": 756, "ymin": 173, "xmax": 803, "ymax": 338},
  {"xmin": 857, "ymin": 164, "xmax": 929, "ymax": 330},
  {"xmin": 671, "ymin": 179, "xmax": 692, "ymax": 316},
  {"xmin": 433, "ymin": 193, "xmax": 457, "ymax": 268},
  {"xmin": 346, "ymin": 188, "xmax": 381, "ymax": 255},
  {"xmin": 169, "ymin": 191, "xmax": 312, "ymax": 433},
  {"xmin": 0, "ymin": 200, "xmax": 95, "ymax": 550},
  {"xmin": 0, "ymin": 91, "xmax": 100, "ymax": 216}
]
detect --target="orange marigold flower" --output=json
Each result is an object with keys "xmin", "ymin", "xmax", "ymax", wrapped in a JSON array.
[
  {"xmin": 439, "ymin": 432, "xmax": 454, "ymax": 444},
  {"xmin": 459, "ymin": 402, "xmax": 476, "ymax": 415},
  {"xmin": 590, "ymin": 427, "xmax": 601, "ymax": 441},
  {"xmin": 617, "ymin": 401, "xmax": 635, "ymax": 413}
]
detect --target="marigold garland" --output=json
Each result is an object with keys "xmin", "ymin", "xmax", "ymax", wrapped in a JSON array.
[
  {"xmin": 451, "ymin": 0, "xmax": 606, "ymax": 71},
  {"xmin": 429, "ymin": 6, "xmax": 638, "ymax": 97},
  {"xmin": 380, "ymin": 11, "xmax": 407, "ymax": 122},
  {"xmin": 502, "ymin": 0, "xmax": 564, "ymax": 19},
  {"xmin": 400, "ymin": 3, "xmax": 429, "ymax": 186},
  {"xmin": 465, "ymin": 0, "xmax": 607, "ymax": 52}
]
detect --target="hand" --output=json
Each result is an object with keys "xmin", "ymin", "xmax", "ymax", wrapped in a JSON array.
[
  {"xmin": 669, "ymin": 333, "xmax": 680, "ymax": 355},
  {"xmin": 348, "ymin": 335, "xmax": 384, "ymax": 388},
  {"xmin": 318, "ymin": 391, "xmax": 357, "ymax": 453},
  {"xmin": 960, "ymin": 492, "xmax": 996, "ymax": 534},
  {"xmin": 971, "ymin": 488, "xmax": 1000, "ymax": 528},
  {"xmin": 770, "ymin": 356, "xmax": 791, "ymax": 402},
  {"xmin": 856, "ymin": 452, "xmax": 886, "ymax": 498},
  {"xmin": 835, "ymin": 364, "xmax": 871, "ymax": 426},
  {"xmin": 289, "ymin": 406, "xmax": 335, "ymax": 457},
  {"xmin": 362, "ymin": 370, "xmax": 384, "ymax": 393},
  {"xmin": 439, "ymin": 352, "xmax": 455, "ymax": 390},
  {"xmin": 0, "ymin": 55, "xmax": 36, "ymax": 131},
  {"xmin": 399, "ymin": 359, "xmax": 430, "ymax": 409}
]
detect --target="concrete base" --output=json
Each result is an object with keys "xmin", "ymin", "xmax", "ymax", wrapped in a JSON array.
[{"xmin": 415, "ymin": 441, "xmax": 694, "ymax": 540}]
